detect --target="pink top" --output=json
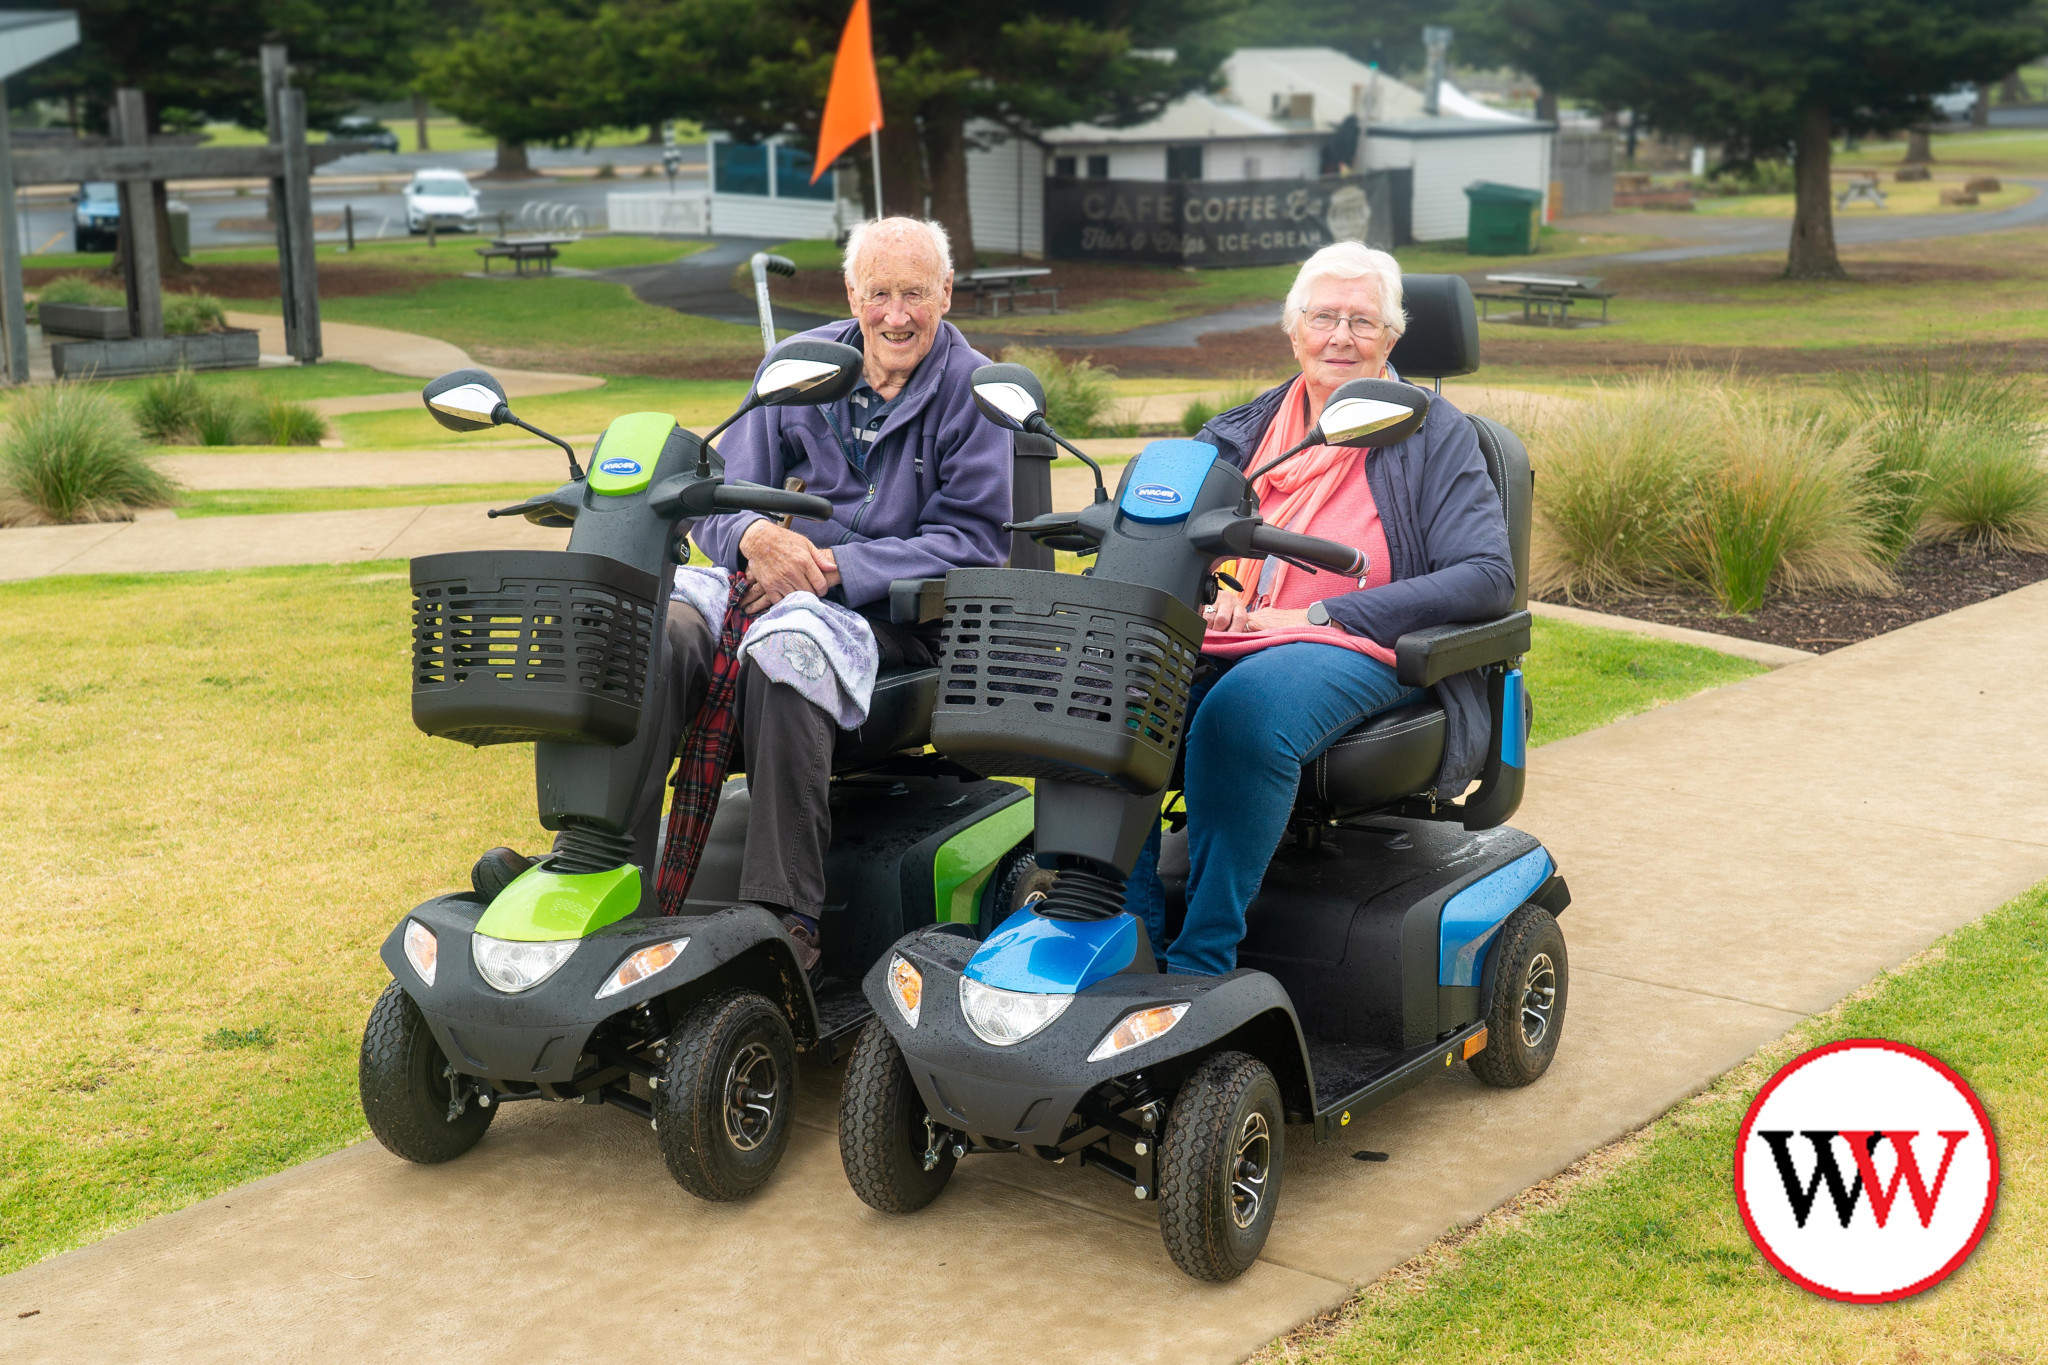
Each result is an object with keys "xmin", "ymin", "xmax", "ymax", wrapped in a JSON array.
[{"xmin": 1202, "ymin": 451, "xmax": 1396, "ymax": 666}]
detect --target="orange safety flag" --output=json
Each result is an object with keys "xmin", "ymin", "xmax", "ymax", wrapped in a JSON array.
[{"xmin": 811, "ymin": 0, "xmax": 883, "ymax": 182}]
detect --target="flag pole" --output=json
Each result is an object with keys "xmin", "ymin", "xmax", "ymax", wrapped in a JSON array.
[{"xmin": 869, "ymin": 124, "xmax": 884, "ymax": 217}]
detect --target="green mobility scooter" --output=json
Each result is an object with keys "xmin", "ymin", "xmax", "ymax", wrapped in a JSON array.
[
  {"xmin": 838, "ymin": 278, "xmax": 1572, "ymax": 1278},
  {"xmin": 357, "ymin": 345, "xmax": 1066, "ymax": 1200}
]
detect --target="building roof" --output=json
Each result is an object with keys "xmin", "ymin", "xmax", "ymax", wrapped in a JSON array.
[
  {"xmin": 1039, "ymin": 93, "xmax": 1321, "ymax": 148},
  {"xmin": 1370, "ymin": 117, "xmax": 1557, "ymax": 140},
  {"xmin": 0, "ymin": 9, "xmax": 77, "ymax": 82},
  {"xmin": 1222, "ymin": 46, "xmax": 1536, "ymax": 130}
]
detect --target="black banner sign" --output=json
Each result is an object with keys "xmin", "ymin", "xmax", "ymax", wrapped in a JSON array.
[{"xmin": 1044, "ymin": 173, "xmax": 1394, "ymax": 268}]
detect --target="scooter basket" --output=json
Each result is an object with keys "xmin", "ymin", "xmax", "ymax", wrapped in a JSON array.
[
  {"xmin": 930, "ymin": 567, "xmax": 1203, "ymax": 794},
  {"xmin": 410, "ymin": 550, "xmax": 659, "ymax": 747}
]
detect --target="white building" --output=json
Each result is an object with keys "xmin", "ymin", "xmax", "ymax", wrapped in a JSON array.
[{"xmin": 1037, "ymin": 93, "xmax": 1324, "ymax": 185}]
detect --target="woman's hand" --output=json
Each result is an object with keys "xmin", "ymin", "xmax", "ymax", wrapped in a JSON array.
[
  {"xmin": 1202, "ymin": 590, "xmax": 1252, "ymax": 633},
  {"xmin": 1247, "ymin": 607, "xmax": 1315, "ymax": 631}
]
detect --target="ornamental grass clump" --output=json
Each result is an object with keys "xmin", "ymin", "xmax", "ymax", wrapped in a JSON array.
[
  {"xmin": 34, "ymin": 274, "xmax": 125, "ymax": 310},
  {"xmin": 130, "ymin": 371, "xmax": 326, "ymax": 447},
  {"xmin": 162, "ymin": 291, "xmax": 227, "ymax": 336},
  {"xmin": 1180, "ymin": 377, "xmax": 1263, "ymax": 436},
  {"xmin": 0, "ymin": 383, "xmax": 175, "ymax": 525},
  {"xmin": 1002, "ymin": 345, "xmax": 1116, "ymax": 436}
]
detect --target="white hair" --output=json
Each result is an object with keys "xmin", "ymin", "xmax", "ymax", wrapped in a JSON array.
[
  {"xmin": 1283, "ymin": 241, "xmax": 1407, "ymax": 339},
  {"xmin": 842, "ymin": 216, "xmax": 954, "ymax": 289}
]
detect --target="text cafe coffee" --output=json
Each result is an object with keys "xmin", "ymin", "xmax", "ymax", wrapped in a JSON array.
[{"xmin": 1045, "ymin": 174, "xmax": 1385, "ymax": 267}]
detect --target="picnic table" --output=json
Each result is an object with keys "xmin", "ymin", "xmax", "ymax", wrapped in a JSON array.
[
  {"xmin": 963, "ymin": 266, "xmax": 1059, "ymax": 316},
  {"xmin": 476, "ymin": 233, "xmax": 577, "ymax": 276},
  {"xmin": 1475, "ymin": 272, "xmax": 1615, "ymax": 327}
]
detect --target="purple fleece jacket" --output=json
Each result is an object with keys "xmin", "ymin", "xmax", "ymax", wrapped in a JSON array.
[{"xmin": 690, "ymin": 318, "xmax": 1013, "ymax": 608}]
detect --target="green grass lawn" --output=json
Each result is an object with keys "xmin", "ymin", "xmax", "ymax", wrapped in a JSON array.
[
  {"xmin": 0, "ymin": 363, "xmax": 417, "ymax": 425},
  {"xmin": 0, "ymin": 568, "xmax": 1755, "ymax": 1274},
  {"xmin": 1262, "ymin": 878, "xmax": 2048, "ymax": 1364},
  {"xmin": 174, "ymin": 483, "xmax": 549, "ymax": 518},
  {"xmin": 332, "ymin": 375, "xmax": 750, "ymax": 448}
]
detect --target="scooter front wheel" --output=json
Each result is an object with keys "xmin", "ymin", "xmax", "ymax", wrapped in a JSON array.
[
  {"xmin": 359, "ymin": 980, "xmax": 496, "ymax": 1163},
  {"xmin": 838, "ymin": 1019, "xmax": 956, "ymax": 1212},
  {"xmin": 1157, "ymin": 1051, "xmax": 1284, "ymax": 1282},
  {"xmin": 654, "ymin": 990, "xmax": 798, "ymax": 1201}
]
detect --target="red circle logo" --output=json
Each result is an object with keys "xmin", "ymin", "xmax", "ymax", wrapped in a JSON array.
[{"xmin": 1734, "ymin": 1039, "xmax": 1999, "ymax": 1303}]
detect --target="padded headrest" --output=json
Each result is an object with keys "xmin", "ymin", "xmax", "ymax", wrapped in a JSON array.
[{"xmin": 1389, "ymin": 274, "xmax": 1480, "ymax": 380}]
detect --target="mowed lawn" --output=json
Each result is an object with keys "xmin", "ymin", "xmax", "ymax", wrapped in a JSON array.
[
  {"xmin": 0, "ymin": 565, "xmax": 1756, "ymax": 1273},
  {"xmin": 1260, "ymin": 880, "xmax": 2048, "ymax": 1364}
]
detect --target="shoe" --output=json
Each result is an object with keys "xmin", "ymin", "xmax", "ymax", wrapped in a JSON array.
[
  {"xmin": 471, "ymin": 846, "xmax": 536, "ymax": 901},
  {"xmin": 778, "ymin": 912, "xmax": 826, "ymax": 991}
]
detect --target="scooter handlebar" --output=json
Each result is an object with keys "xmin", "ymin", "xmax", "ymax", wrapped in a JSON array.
[
  {"xmin": 710, "ymin": 483, "xmax": 834, "ymax": 521},
  {"xmin": 1245, "ymin": 523, "xmax": 1367, "ymax": 577}
]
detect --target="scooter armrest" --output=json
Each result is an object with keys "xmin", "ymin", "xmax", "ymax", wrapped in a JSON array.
[
  {"xmin": 1395, "ymin": 611, "xmax": 1531, "ymax": 688},
  {"xmin": 888, "ymin": 577, "xmax": 947, "ymax": 626}
]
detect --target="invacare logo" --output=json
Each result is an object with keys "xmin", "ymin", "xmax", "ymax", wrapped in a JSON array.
[{"xmin": 1735, "ymin": 1039, "xmax": 1999, "ymax": 1303}]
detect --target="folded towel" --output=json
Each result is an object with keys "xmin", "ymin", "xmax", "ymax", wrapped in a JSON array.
[{"xmin": 672, "ymin": 566, "xmax": 879, "ymax": 727}]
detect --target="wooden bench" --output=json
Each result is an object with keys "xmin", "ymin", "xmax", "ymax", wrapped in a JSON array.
[
  {"xmin": 963, "ymin": 266, "xmax": 1059, "ymax": 316},
  {"xmin": 476, "ymin": 240, "xmax": 563, "ymax": 276}
]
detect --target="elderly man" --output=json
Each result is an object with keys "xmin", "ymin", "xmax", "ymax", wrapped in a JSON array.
[{"xmin": 676, "ymin": 216, "xmax": 1011, "ymax": 971}]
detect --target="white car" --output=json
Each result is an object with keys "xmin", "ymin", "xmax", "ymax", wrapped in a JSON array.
[
  {"xmin": 1932, "ymin": 85, "xmax": 1980, "ymax": 122},
  {"xmin": 405, "ymin": 170, "xmax": 481, "ymax": 233}
]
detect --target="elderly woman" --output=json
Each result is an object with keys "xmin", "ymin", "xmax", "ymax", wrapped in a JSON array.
[{"xmin": 1134, "ymin": 241, "xmax": 1515, "ymax": 977}]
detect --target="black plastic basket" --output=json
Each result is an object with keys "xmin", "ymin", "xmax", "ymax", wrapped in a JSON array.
[
  {"xmin": 929, "ymin": 567, "xmax": 1203, "ymax": 794},
  {"xmin": 410, "ymin": 550, "xmax": 658, "ymax": 747}
]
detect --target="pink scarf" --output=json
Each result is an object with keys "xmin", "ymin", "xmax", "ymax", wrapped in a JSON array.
[{"xmin": 1230, "ymin": 375, "xmax": 1362, "ymax": 608}]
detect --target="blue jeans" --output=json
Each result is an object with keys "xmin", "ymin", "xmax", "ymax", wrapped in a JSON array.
[{"xmin": 1127, "ymin": 644, "xmax": 1423, "ymax": 976}]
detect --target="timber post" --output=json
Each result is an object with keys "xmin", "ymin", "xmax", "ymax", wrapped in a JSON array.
[
  {"xmin": 114, "ymin": 88, "xmax": 164, "ymax": 340},
  {"xmin": 276, "ymin": 87, "xmax": 321, "ymax": 362},
  {"xmin": 0, "ymin": 79, "xmax": 28, "ymax": 383}
]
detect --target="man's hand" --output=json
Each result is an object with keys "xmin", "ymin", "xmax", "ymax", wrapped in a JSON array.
[
  {"xmin": 738, "ymin": 521, "xmax": 828, "ymax": 613},
  {"xmin": 813, "ymin": 547, "xmax": 842, "ymax": 593}
]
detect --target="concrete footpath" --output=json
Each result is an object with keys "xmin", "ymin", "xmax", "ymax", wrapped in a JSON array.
[{"xmin": 7, "ymin": 573, "xmax": 2045, "ymax": 1361}]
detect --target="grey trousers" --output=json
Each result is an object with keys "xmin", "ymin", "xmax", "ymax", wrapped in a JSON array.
[{"xmin": 629, "ymin": 603, "xmax": 835, "ymax": 917}]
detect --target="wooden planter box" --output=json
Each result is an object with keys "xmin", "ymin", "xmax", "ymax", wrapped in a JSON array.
[
  {"xmin": 50, "ymin": 328, "xmax": 262, "ymax": 379},
  {"xmin": 38, "ymin": 301, "xmax": 131, "ymax": 340}
]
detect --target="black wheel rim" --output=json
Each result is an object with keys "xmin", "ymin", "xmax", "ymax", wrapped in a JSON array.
[
  {"xmin": 1229, "ymin": 1110, "xmax": 1271, "ymax": 1229},
  {"xmin": 1520, "ymin": 951, "xmax": 1557, "ymax": 1049},
  {"xmin": 723, "ymin": 1041, "xmax": 780, "ymax": 1152}
]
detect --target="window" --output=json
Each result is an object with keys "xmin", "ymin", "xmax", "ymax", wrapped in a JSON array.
[
  {"xmin": 1242, "ymin": 156, "xmax": 1262, "ymax": 181},
  {"xmin": 1052, "ymin": 155, "xmax": 1077, "ymax": 179},
  {"xmin": 774, "ymin": 144, "xmax": 834, "ymax": 200},
  {"xmin": 1086, "ymin": 154, "xmax": 1110, "ymax": 179},
  {"xmin": 1165, "ymin": 145, "xmax": 1204, "ymax": 181},
  {"xmin": 714, "ymin": 141, "xmax": 768, "ymax": 196}
]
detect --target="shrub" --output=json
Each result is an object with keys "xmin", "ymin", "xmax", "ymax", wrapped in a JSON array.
[
  {"xmin": 1179, "ymin": 378, "xmax": 1263, "ymax": 437},
  {"xmin": 1002, "ymin": 345, "xmax": 1116, "ymax": 436},
  {"xmin": 133, "ymin": 369, "xmax": 206, "ymax": 442},
  {"xmin": 0, "ymin": 383, "xmax": 175, "ymax": 525},
  {"xmin": 36, "ymin": 274, "xmax": 124, "ymax": 308},
  {"xmin": 191, "ymin": 388, "xmax": 257, "ymax": 445},
  {"xmin": 258, "ymin": 398, "xmax": 330, "ymax": 446},
  {"xmin": 162, "ymin": 292, "xmax": 227, "ymax": 336},
  {"xmin": 1922, "ymin": 433, "xmax": 2048, "ymax": 551}
]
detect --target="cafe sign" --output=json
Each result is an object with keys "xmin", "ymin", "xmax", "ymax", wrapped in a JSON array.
[{"xmin": 1044, "ymin": 174, "xmax": 1384, "ymax": 267}]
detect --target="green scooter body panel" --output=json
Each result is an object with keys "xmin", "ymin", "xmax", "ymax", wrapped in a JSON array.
[{"xmin": 475, "ymin": 863, "xmax": 640, "ymax": 941}]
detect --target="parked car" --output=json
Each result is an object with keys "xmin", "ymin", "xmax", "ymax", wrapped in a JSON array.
[
  {"xmin": 330, "ymin": 115, "xmax": 401, "ymax": 153},
  {"xmin": 73, "ymin": 181, "xmax": 120, "ymax": 253},
  {"xmin": 405, "ymin": 170, "xmax": 481, "ymax": 233},
  {"xmin": 1932, "ymin": 86, "xmax": 1980, "ymax": 122}
]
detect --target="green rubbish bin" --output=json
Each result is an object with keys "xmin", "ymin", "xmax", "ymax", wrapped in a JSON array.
[{"xmin": 1464, "ymin": 181, "xmax": 1543, "ymax": 256}]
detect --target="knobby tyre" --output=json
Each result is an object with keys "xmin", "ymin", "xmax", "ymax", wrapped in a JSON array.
[
  {"xmin": 839, "ymin": 1018, "xmax": 956, "ymax": 1212},
  {"xmin": 1157, "ymin": 1051, "xmax": 1284, "ymax": 1282},
  {"xmin": 654, "ymin": 989, "xmax": 798, "ymax": 1201},
  {"xmin": 359, "ymin": 979, "xmax": 495, "ymax": 1163},
  {"xmin": 1468, "ymin": 903, "xmax": 1568, "ymax": 1089}
]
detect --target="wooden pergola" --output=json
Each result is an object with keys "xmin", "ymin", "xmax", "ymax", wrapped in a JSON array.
[{"xmin": 0, "ymin": 38, "xmax": 362, "ymax": 382}]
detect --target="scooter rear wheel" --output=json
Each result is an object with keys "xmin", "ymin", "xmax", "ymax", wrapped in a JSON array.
[
  {"xmin": 1468, "ymin": 904, "xmax": 1569, "ymax": 1089},
  {"xmin": 1158, "ymin": 1051, "xmax": 1284, "ymax": 1282},
  {"xmin": 839, "ymin": 1018, "xmax": 956, "ymax": 1212},
  {"xmin": 359, "ymin": 980, "xmax": 496, "ymax": 1163},
  {"xmin": 654, "ymin": 990, "xmax": 799, "ymax": 1201}
]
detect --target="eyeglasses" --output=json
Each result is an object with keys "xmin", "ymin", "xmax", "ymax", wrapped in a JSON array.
[
  {"xmin": 860, "ymin": 286, "xmax": 937, "ymax": 310},
  {"xmin": 1302, "ymin": 311, "xmax": 1384, "ymax": 336}
]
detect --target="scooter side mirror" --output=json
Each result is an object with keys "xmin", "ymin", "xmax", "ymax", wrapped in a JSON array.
[
  {"xmin": 423, "ymin": 368, "xmax": 510, "ymax": 432},
  {"xmin": 753, "ymin": 339, "xmax": 862, "ymax": 408},
  {"xmin": 1313, "ymin": 378, "xmax": 1430, "ymax": 449},
  {"xmin": 970, "ymin": 363, "xmax": 1048, "ymax": 433}
]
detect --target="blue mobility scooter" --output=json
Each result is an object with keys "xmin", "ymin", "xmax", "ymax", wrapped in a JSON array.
[
  {"xmin": 357, "ymin": 344, "xmax": 1070, "ymax": 1200},
  {"xmin": 836, "ymin": 278, "xmax": 1572, "ymax": 1280}
]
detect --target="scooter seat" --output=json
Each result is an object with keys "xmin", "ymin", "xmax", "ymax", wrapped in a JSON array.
[
  {"xmin": 831, "ymin": 665, "xmax": 939, "ymax": 769},
  {"xmin": 1296, "ymin": 698, "xmax": 1447, "ymax": 816}
]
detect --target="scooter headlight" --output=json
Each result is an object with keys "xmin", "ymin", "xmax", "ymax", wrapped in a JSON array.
[
  {"xmin": 595, "ymin": 938, "xmax": 687, "ymax": 1000},
  {"xmin": 471, "ymin": 933, "xmax": 578, "ymax": 993},
  {"xmin": 959, "ymin": 977, "xmax": 1072, "ymax": 1046},
  {"xmin": 403, "ymin": 920, "xmax": 438, "ymax": 987},
  {"xmin": 887, "ymin": 954, "xmax": 922, "ymax": 1027},
  {"xmin": 1086, "ymin": 1002, "xmax": 1189, "ymax": 1063}
]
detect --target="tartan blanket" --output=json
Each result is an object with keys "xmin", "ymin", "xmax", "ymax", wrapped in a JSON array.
[{"xmin": 655, "ymin": 573, "xmax": 750, "ymax": 915}]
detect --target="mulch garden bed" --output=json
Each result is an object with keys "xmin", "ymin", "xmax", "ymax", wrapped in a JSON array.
[
  {"xmin": 1544, "ymin": 542, "xmax": 2048, "ymax": 653},
  {"xmin": 24, "ymin": 262, "xmax": 429, "ymax": 300}
]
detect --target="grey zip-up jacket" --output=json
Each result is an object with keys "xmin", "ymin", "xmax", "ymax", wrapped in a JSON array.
[{"xmin": 1197, "ymin": 376, "xmax": 1515, "ymax": 794}]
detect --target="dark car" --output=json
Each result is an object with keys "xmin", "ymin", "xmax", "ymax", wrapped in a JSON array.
[
  {"xmin": 329, "ymin": 115, "xmax": 401, "ymax": 154},
  {"xmin": 73, "ymin": 181, "xmax": 119, "ymax": 253}
]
